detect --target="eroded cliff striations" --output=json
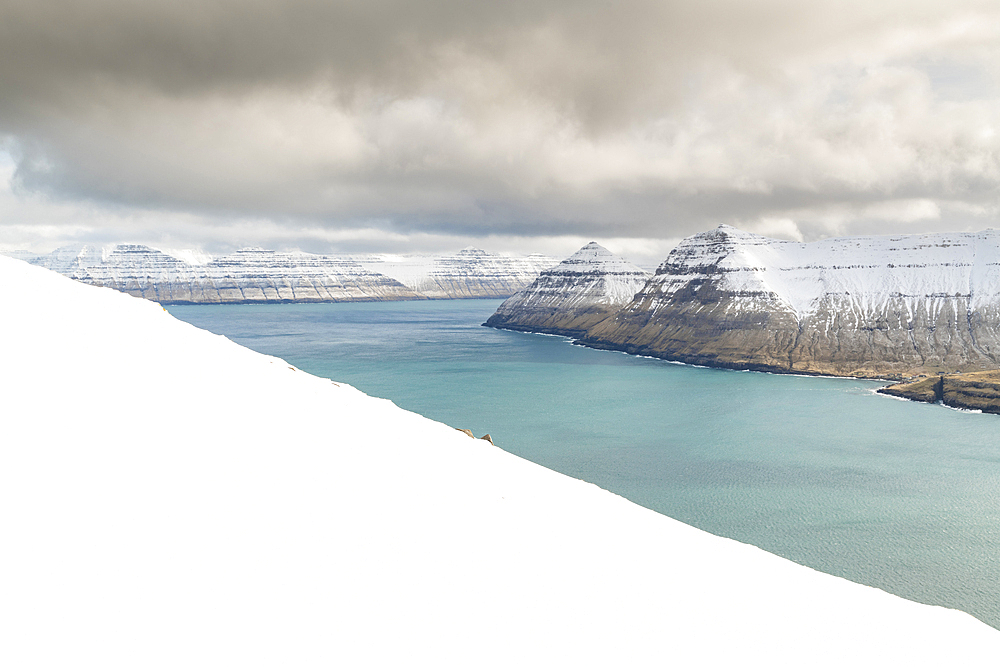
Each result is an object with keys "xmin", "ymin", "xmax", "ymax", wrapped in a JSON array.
[
  {"xmin": 571, "ymin": 225, "xmax": 1000, "ymax": 378},
  {"xmin": 484, "ymin": 242, "xmax": 650, "ymax": 336}
]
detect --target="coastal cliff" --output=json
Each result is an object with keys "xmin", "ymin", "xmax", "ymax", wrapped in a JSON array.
[
  {"xmin": 577, "ymin": 225, "xmax": 1000, "ymax": 378},
  {"xmin": 484, "ymin": 242, "xmax": 649, "ymax": 336},
  {"xmin": 879, "ymin": 372, "xmax": 1000, "ymax": 413}
]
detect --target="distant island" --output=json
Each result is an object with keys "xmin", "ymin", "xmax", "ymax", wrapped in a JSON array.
[
  {"xmin": 13, "ymin": 244, "xmax": 558, "ymax": 303},
  {"xmin": 487, "ymin": 226, "xmax": 1000, "ymax": 407}
]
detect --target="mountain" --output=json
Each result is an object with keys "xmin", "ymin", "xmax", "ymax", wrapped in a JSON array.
[
  {"xmin": 18, "ymin": 244, "xmax": 558, "ymax": 303},
  {"xmin": 484, "ymin": 242, "xmax": 650, "ymax": 336},
  {"xmin": 3, "ymin": 254, "xmax": 998, "ymax": 664},
  {"xmin": 361, "ymin": 247, "xmax": 558, "ymax": 299},
  {"xmin": 201, "ymin": 248, "xmax": 422, "ymax": 302},
  {"xmin": 25, "ymin": 244, "xmax": 423, "ymax": 303},
  {"xmin": 578, "ymin": 225, "xmax": 1000, "ymax": 378}
]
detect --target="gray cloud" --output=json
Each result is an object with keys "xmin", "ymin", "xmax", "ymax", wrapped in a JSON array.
[{"xmin": 1, "ymin": 0, "xmax": 999, "ymax": 251}]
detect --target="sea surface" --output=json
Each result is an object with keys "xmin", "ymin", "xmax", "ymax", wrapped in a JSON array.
[{"xmin": 168, "ymin": 299, "xmax": 1000, "ymax": 629}]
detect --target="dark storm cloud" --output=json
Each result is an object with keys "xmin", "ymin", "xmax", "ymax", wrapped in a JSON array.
[{"xmin": 0, "ymin": 0, "xmax": 999, "ymax": 249}]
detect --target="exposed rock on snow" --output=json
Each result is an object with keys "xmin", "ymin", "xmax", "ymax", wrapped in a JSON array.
[
  {"xmin": 579, "ymin": 225, "xmax": 1000, "ymax": 378},
  {"xmin": 362, "ymin": 247, "xmax": 558, "ymax": 299},
  {"xmin": 1, "ymin": 255, "xmax": 998, "ymax": 665},
  {"xmin": 485, "ymin": 242, "xmax": 649, "ymax": 336}
]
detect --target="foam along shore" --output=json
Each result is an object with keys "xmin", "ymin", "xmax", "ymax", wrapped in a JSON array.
[{"xmin": 1, "ymin": 255, "xmax": 997, "ymax": 665}]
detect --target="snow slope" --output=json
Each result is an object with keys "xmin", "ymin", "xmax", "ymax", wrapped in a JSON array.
[
  {"xmin": 0, "ymin": 255, "xmax": 997, "ymax": 665},
  {"xmin": 486, "ymin": 241, "xmax": 650, "ymax": 335}
]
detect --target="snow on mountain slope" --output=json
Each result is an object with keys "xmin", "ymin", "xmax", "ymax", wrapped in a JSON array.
[
  {"xmin": 28, "ymin": 243, "xmax": 422, "ymax": 303},
  {"xmin": 1, "ymin": 255, "xmax": 998, "ymax": 665},
  {"xmin": 581, "ymin": 225, "xmax": 1000, "ymax": 377},
  {"xmin": 25, "ymin": 244, "xmax": 558, "ymax": 302},
  {"xmin": 485, "ymin": 242, "xmax": 650, "ymax": 336},
  {"xmin": 202, "ymin": 247, "xmax": 422, "ymax": 302},
  {"xmin": 363, "ymin": 247, "xmax": 559, "ymax": 298}
]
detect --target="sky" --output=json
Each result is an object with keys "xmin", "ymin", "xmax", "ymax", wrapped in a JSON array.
[{"xmin": 1, "ymin": 0, "xmax": 998, "ymax": 264}]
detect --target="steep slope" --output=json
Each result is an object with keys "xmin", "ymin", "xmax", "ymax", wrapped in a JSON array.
[
  {"xmin": 366, "ymin": 248, "xmax": 558, "ymax": 298},
  {"xmin": 580, "ymin": 225, "xmax": 1000, "ymax": 378},
  {"xmin": 485, "ymin": 241, "xmax": 650, "ymax": 336},
  {"xmin": 2, "ymin": 254, "xmax": 998, "ymax": 664}
]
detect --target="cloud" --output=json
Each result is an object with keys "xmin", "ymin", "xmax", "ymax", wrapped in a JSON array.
[{"xmin": 0, "ymin": 0, "xmax": 998, "ymax": 251}]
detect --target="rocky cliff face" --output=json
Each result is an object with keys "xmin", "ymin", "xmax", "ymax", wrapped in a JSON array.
[
  {"xmin": 485, "ymin": 242, "xmax": 649, "ymax": 336},
  {"xmin": 28, "ymin": 244, "xmax": 422, "ymax": 303},
  {"xmin": 576, "ymin": 225, "xmax": 1000, "ymax": 378},
  {"xmin": 363, "ymin": 248, "xmax": 558, "ymax": 299},
  {"xmin": 879, "ymin": 372, "xmax": 1000, "ymax": 413}
]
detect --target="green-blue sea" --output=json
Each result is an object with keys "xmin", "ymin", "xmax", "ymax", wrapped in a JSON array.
[{"xmin": 168, "ymin": 299, "xmax": 1000, "ymax": 629}]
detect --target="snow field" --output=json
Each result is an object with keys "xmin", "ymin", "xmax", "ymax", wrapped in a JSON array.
[{"xmin": 1, "ymin": 255, "xmax": 997, "ymax": 665}]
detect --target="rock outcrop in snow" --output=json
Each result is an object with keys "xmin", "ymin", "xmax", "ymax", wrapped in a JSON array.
[
  {"xmin": 577, "ymin": 225, "xmax": 1000, "ymax": 378},
  {"xmin": 362, "ymin": 247, "xmax": 558, "ymax": 299},
  {"xmin": 3, "ymin": 253, "xmax": 999, "ymax": 665},
  {"xmin": 485, "ymin": 242, "xmax": 650, "ymax": 336}
]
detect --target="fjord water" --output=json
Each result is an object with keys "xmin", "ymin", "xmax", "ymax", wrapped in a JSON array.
[{"xmin": 169, "ymin": 299, "xmax": 1000, "ymax": 629}]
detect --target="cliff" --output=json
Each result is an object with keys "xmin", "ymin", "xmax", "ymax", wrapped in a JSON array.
[
  {"xmin": 484, "ymin": 242, "xmax": 649, "ymax": 336},
  {"xmin": 879, "ymin": 371, "xmax": 1000, "ymax": 413},
  {"xmin": 578, "ymin": 225, "xmax": 1000, "ymax": 378}
]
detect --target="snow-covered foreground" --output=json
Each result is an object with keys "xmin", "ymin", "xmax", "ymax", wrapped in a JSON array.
[{"xmin": 1, "ymin": 256, "xmax": 997, "ymax": 666}]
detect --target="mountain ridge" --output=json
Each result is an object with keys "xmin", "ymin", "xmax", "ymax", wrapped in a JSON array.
[
  {"xmin": 16, "ymin": 244, "xmax": 558, "ymax": 303},
  {"xmin": 485, "ymin": 241, "xmax": 650, "ymax": 337},
  {"xmin": 488, "ymin": 226, "xmax": 1000, "ymax": 378}
]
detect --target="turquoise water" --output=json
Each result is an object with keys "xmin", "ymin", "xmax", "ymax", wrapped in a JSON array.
[{"xmin": 168, "ymin": 299, "xmax": 1000, "ymax": 628}]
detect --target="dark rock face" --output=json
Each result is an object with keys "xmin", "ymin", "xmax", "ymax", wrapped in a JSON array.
[
  {"xmin": 485, "ymin": 242, "xmax": 649, "ymax": 337},
  {"xmin": 879, "ymin": 372, "xmax": 1000, "ymax": 413},
  {"xmin": 578, "ymin": 226, "xmax": 1000, "ymax": 378}
]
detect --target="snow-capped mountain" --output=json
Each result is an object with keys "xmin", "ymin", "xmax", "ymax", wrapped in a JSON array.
[
  {"xmin": 19, "ymin": 244, "xmax": 558, "ymax": 303},
  {"xmin": 201, "ymin": 248, "xmax": 422, "ymax": 302},
  {"xmin": 580, "ymin": 225, "xmax": 1000, "ymax": 378},
  {"xmin": 361, "ymin": 247, "xmax": 558, "ymax": 299},
  {"xmin": 485, "ymin": 242, "xmax": 649, "ymax": 336},
  {"xmin": 25, "ymin": 244, "xmax": 423, "ymax": 303}
]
